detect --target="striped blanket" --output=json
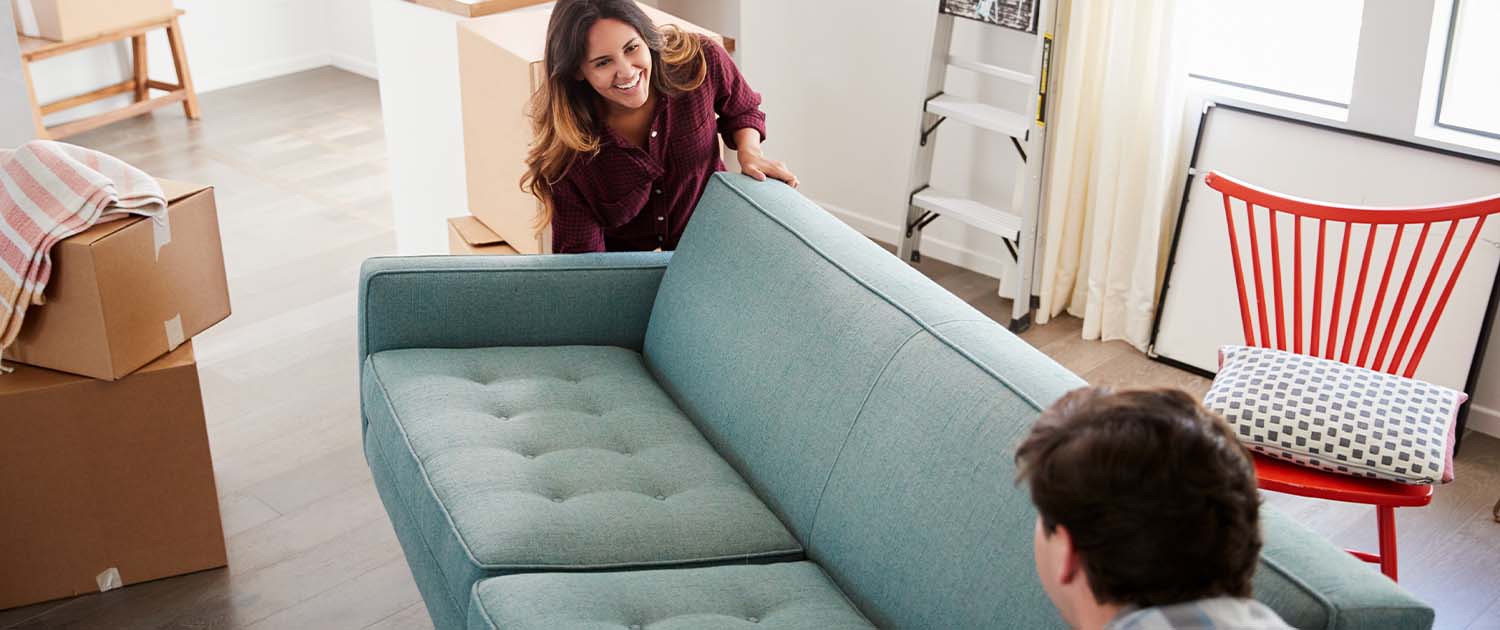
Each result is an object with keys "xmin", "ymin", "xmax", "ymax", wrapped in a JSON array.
[{"xmin": 0, "ymin": 140, "xmax": 166, "ymax": 370}]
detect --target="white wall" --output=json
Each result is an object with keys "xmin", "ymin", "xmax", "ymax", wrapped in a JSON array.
[
  {"xmin": 28, "ymin": 0, "xmax": 380, "ymax": 127},
  {"xmin": 370, "ymin": 0, "xmax": 466, "ymax": 255},
  {"xmin": 653, "ymin": 0, "xmax": 739, "ymax": 47},
  {"xmin": 737, "ymin": 0, "xmax": 1035, "ymax": 281},
  {"xmin": 327, "ymin": 0, "xmax": 379, "ymax": 77},
  {"xmin": 1469, "ymin": 316, "xmax": 1500, "ymax": 438},
  {"xmin": 1, "ymin": 6, "xmax": 36, "ymax": 145},
  {"xmin": 738, "ymin": 0, "xmax": 925, "ymax": 247}
]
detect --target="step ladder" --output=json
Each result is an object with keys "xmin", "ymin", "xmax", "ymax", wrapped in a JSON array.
[{"xmin": 899, "ymin": 2, "xmax": 1058, "ymax": 332}]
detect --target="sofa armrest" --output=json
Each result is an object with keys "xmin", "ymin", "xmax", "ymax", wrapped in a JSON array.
[
  {"xmin": 1255, "ymin": 506, "xmax": 1433, "ymax": 630},
  {"xmin": 358, "ymin": 252, "xmax": 672, "ymax": 364}
]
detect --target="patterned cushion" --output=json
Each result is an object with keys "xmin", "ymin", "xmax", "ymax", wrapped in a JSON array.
[{"xmin": 1204, "ymin": 345, "xmax": 1465, "ymax": 484}]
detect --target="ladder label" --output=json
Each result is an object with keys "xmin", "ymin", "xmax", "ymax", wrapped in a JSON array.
[{"xmin": 1037, "ymin": 33, "xmax": 1053, "ymax": 128}]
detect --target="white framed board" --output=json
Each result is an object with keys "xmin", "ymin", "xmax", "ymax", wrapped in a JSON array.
[{"xmin": 1150, "ymin": 104, "xmax": 1500, "ymax": 438}]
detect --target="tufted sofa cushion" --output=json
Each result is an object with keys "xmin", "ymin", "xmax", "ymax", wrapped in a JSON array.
[
  {"xmin": 362, "ymin": 345, "xmax": 803, "ymax": 615},
  {"xmin": 466, "ymin": 562, "xmax": 875, "ymax": 630}
]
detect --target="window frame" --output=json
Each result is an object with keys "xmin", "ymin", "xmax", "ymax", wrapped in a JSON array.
[
  {"xmin": 1184, "ymin": 0, "xmax": 1365, "ymax": 110},
  {"xmin": 1432, "ymin": 0, "xmax": 1500, "ymax": 142},
  {"xmin": 1189, "ymin": 0, "xmax": 1500, "ymax": 163}
]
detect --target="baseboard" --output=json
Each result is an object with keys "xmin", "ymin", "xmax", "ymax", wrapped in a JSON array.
[
  {"xmin": 817, "ymin": 199, "xmax": 1011, "ymax": 280},
  {"xmin": 1466, "ymin": 404, "xmax": 1500, "ymax": 439},
  {"xmin": 329, "ymin": 52, "xmax": 379, "ymax": 80},
  {"xmin": 195, "ymin": 53, "xmax": 336, "ymax": 94}
]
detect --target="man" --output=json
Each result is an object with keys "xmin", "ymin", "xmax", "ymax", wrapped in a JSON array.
[{"xmin": 1015, "ymin": 387, "xmax": 1292, "ymax": 630}]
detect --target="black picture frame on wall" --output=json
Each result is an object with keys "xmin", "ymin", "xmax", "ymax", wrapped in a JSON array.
[{"xmin": 940, "ymin": 0, "xmax": 1037, "ymax": 33}]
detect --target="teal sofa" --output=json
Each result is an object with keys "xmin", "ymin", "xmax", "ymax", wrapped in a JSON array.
[{"xmin": 359, "ymin": 173, "xmax": 1433, "ymax": 629}]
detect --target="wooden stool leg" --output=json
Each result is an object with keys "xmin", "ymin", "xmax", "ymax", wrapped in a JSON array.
[
  {"xmin": 132, "ymin": 35, "xmax": 149, "ymax": 102},
  {"xmin": 165, "ymin": 17, "xmax": 200, "ymax": 120},
  {"xmin": 1376, "ymin": 505, "xmax": 1398, "ymax": 581},
  {"xmin": 20, "ymin": 60, "xmax": 48, "ymax": 139}
]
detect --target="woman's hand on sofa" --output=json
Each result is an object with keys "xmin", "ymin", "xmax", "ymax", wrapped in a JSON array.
[{"xmin": 734, "ymin": 130, "xmax": 798, "ymax": 188}]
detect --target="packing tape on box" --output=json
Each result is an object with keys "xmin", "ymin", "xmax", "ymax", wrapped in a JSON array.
[
  {"xmin": 96, "ymin": 567, "xmax": 122, "ymax": 593},
  {"xmin": 13, "ymin": 0, "xmax": 40, "ymax": 38},
  {"xmin": 164, "ymin": 313, "xmax": 185, "ymax": 350},
  {"xmin": 153, "ymin": 213, "xmax": 173, "ymax": 259}
]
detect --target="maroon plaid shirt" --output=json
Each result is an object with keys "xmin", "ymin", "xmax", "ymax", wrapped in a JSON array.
[{"xmin": 550, "ymin": 37, "xmax": 766, "ymax": 253}]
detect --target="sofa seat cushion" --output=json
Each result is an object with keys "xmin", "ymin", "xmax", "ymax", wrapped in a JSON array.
[
  {"xmin": 467, "ymin": 561, "xmax": 875, "ymax": 630},
  {"xmin": 362, "ymin": 345, "xmax": 803, "ymax": 613}
]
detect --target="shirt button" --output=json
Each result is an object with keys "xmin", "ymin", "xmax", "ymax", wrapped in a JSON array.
[
  {"xmin": 656, "ymin": 216, "xmax": 664, "ymax": 221},
  {"xmin": 650, "ymin": 130, "xmax": 658, "ymax": 138},
  {"xmin": 657, "ymin": 235, "xmax": 664, "ymax": 242},
  {"xmin": 654, "ymin": 188, "xmax": 662, "ymax": 195}
]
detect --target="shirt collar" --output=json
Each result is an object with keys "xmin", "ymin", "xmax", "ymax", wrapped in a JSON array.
[{"xmin": 594, "ymin": 90, "xmax": 670, "ymax": 149}]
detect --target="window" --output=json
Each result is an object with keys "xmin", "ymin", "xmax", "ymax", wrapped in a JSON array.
[
  {"xmin": 1186, "ymin": 0, "xmax": 1364, "ymax": 106},
  {"xmin": 1437, "ymin": 0, "xmax": 1500, "ymax": 138}
]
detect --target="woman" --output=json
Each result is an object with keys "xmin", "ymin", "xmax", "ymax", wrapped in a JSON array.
[{"xmin": 521, "ymin": 0, "xmax": 797, "ymax": 253}]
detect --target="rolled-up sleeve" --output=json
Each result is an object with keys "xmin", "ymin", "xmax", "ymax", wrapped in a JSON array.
[
  {"xmin": 706, "ymin": 38, "xmax": 766, "ymax": 150},
  {"xmin": 550, "ymin": 177, "xmax": 606, "ymax": 253}
]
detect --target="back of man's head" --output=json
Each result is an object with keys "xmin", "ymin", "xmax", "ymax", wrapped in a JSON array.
[{"xmin": 1015, "ymin": 386, "xmax": 1262, "ymax": 609}]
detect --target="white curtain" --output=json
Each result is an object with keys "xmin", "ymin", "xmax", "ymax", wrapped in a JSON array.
[{"xmin": 1035, "ymin": 0, "xmax": 1188, "ymax": 350}]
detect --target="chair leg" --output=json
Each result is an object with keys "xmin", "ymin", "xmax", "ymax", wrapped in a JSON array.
[
  {"xmin": 1376, "ymin": 505, "xmax": 1398, "ymax": 581},
  {"xmin": 132, "ymin": 35, "xmax": 149, "ymax": 102},
  {"xmin": 21, "ymin": 60, "xmax": 48, "ymax": 139},
  {"xmin": 165, "ymin": 17, "xmax": 201, "ymax": 120}
]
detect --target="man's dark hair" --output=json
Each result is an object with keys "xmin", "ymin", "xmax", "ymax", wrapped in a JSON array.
[{"xmin": 1015, "ymin": 387, "xmax": 1262, "ymax": 608}]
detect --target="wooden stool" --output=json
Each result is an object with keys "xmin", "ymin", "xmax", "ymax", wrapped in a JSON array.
[{"xmin": 18, "ymin": 10, "xmax": 200, "ymax": 140}]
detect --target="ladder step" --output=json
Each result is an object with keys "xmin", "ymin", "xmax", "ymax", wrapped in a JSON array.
[
  {"xmin": 912, "ymin": 190, "xmax": 1022, "ymax": 240},
  {"xmin": 925, "ymin": 94, "xmax": 1030, "ymax": 138},
  {"xmin": 948, "ymin": 55, "xmax": 1035, "ymax": 85}
]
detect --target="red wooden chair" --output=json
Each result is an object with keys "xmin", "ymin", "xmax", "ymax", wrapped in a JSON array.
[{"xmin": 1203, "ymin": 171, "xmax": 1500, "ymax": 581}]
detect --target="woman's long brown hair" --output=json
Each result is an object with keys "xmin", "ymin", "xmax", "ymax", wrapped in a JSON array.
[{"xmin": 521, "ymin": 0, "xmax": 709, "ymax": 233}]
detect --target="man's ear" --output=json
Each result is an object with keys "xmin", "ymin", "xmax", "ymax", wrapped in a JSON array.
[{"xmin": 1053, "ymin": 525, "xmax": 1084, "ymax": 586}]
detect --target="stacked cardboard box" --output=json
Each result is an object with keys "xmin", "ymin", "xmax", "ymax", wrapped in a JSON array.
[
  {"xmin": 5, "ymin": 180, "xmax": 231, "ymax": 379},
  {"xmin": 0, "ymin": 178, "xmax": 231, "ymax": 610},
  {"xmin": 448, "ymin": 215, "xmax": 519, "ymax": 255},
  {"xmin": 11, "ymin": 0, "xmax": 176, "ymax": 42},
  {"xmin": 456, "ymin": 2, "xmax": 732, "ymax": 254}
]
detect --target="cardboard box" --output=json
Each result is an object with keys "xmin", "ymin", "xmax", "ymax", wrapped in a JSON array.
[
  {"xmin": 457, "ymin": 2, "xmax": 731, "ymax": 254},
  {"xmin": 3, "ymin": 179, "xmax": 231, "ymax": 380},
  {"xmin": 12, "ymin": 0, "xmax": 176, "ymax": 42},
  {"xmin": 448, "ymin": 215, "xmax": 519, "ymax": 255},
  {"xmin": 405, "ymin": 0, "xmax": 548, "ymax": 18},
  {"xmin": 0, "ymin": 343, "xmax": 227, "ymax": 610}
]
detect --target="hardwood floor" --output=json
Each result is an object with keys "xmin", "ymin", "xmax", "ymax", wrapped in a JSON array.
[{"xmin": 1, "ymin": 67, "xmax": 1495, "ymax": 630}]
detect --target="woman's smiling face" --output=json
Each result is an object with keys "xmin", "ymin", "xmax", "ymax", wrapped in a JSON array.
[{"xmin": 579, "ymin": 18, "xmax": 652, "ymax": 112}]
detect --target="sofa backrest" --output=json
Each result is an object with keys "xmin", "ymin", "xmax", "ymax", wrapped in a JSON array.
[
  {"xmin": 643, "ymin": 174, "xmax": 982, "ymax": 541},
  {"xmin": 645, "ymin": 174, "xmax": 1081, "ymax": 627},
  {"xmin": 646, "ymin": 174, "xmax": 1432, "ymax": 629},
  {"xmin": 807, "ymin": 317, "xmax": 1085, "ymax": 628}
]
